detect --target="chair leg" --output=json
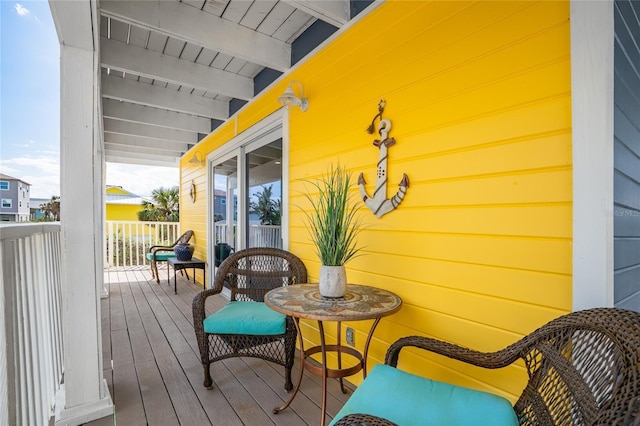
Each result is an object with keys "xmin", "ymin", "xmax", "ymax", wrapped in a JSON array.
[
  {"xmin": 153, "ymin": 261, "xmax": 160, "ymax": 284},
  {"xmin": 284, "ymin": 366, "xmax": 293, "ymax": 392},
  {"xmin": 203, "ymin": 363, "xmax": 213, "ymax": 389}
]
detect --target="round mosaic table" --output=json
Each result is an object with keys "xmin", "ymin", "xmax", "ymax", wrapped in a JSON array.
[{"xmin": 265, "ymin": 283, "xmax": 402, "ymax": 426}]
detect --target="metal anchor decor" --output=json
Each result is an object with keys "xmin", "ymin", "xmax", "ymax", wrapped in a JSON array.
[{"xmin": 358, "ymin": 100, "xmax": 409, "ymax": 218}]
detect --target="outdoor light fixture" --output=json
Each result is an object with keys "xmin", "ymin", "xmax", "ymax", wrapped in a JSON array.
[
  {"xmin": 189, "ymin": 151, "xmax": 205, "ymax": 166},
  {"xmin": 277, "ymin": 80, "xmax": 308, "ymax": 112}
]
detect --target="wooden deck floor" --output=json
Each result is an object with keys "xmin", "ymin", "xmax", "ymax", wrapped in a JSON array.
[{"xmin": 88, "ymin": 266, "xmax": 354, "ymax": 426}]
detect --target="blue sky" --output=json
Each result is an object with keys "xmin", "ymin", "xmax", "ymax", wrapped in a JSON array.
[{"xmin": 1, "ymin": 1, "xmax": 178, "ymax": 199}]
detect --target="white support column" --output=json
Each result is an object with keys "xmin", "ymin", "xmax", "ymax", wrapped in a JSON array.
[
  {"xmin": 53, "ymin": 22, "xmax": 113, "ymax": 426},
  {"xmin": 571, "ymin": 0, "xmax": 615, "ymax": 310}
]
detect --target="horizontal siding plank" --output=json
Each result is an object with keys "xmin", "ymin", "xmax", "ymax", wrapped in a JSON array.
[
  {"xmin": 614, "ymin": 171, "xmax": 640, "ymax": 211},
  {"xmin": 613, "ymin": 67, "xmax": 640, "ymax": 128},
  {"xmin": 614, "ymin": 265, "xmax": 640, "ymax": 302},
  {"xmin": 290, "ymin": 97, "xmax": 571, "ymax": 167},
  {"xmin": 293, "ymin": 170, "xmax": 572, "ymax": 209},
  {"xmin": 363, "ymin": 232, "xmax": 569, "ymax": 274},
  {"xmin": 616, "ymin": 294, "xmax": 640, "ymax": 311},
  {"xmin": 291, "ymin": 241, "xmax": 571, "ymax": 309},
  {"xmin": 614, "ymin": 139, "xmax": 640, "ymax": 184},
  {"xmin": 291, "ymin": 204, "xmax": 571, "ymax": 238},
  {"xmin": 616, "ymin": 0, "xmax": 640, "ymax": 60},
  {"xmin": 614, "ymin": 239, "xmax": 640, "ymax": 270},
  {"xmin": 614, "ymin": 205, "xmax": 640, "ymax": 237},
  {"xmin": 303, "ymin": 230, "xmax": 572, "ymax": 274},
  {"xmin": 614, "ymin": 104, "xmax": 640, "ymax": 157}
]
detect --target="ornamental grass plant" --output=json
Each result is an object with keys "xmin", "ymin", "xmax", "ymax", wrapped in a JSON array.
[{"xmin": 303, "ymin": 164, "xmax": 363, "ymax": 266}]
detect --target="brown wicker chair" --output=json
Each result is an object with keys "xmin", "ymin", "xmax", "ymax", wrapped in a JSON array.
[
  {"xmin": 333, "ymin": 307, "xmax": 640, "ymax": 426},
  {"xmin": 146, "ymin": 230, "xmax": 193, "ymax": 283},
  {"xmin": 192, "ymin": 247, "xmax": 307, "ymax": 391}
]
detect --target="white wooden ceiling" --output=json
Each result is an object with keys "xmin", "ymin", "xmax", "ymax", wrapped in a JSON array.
[{"xmin": 99, "ymin": 0, "xmax": 351, "ymax": 167}]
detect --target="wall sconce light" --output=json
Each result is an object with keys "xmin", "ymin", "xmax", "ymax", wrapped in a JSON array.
[
  {"xmin": 277, "ymin": 80, "xmax": 308, "ymax": 112},
  {"xmin": 189, "ymin": 151, "xmax": 204, "ymax": 166}
]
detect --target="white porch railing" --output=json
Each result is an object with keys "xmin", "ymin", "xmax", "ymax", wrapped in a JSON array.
[
  {"xmin": 104, "ymin": 221, "xmax": 282, "ymax": 269},
  {"xmin": 249, "ymin": 224, "xmax": 282, "ymax": 248},
  {"xmin": 0, "ymin": 223, "xmax": 63, "ymax": 426},
  {"xmin": 104, "ymin": 221, "xmax": 180, "ymax": 267},
  {"xmin": 214, "ymin": 223, "xmax": 282, "ymax": 249}
]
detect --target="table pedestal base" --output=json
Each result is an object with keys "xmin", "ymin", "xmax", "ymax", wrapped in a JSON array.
[{"xmin": 274, "ymin": 318, "xmax": 381, "ymax": 426}]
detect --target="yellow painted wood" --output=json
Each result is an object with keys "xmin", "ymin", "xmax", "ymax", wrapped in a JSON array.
[
  {"xmin": 105, "ymin": 203, "xmax": 140, "ymax": 221},
  {"xmin": 178, "ymin": 0, "xmax": 573, "ymax": 401}
]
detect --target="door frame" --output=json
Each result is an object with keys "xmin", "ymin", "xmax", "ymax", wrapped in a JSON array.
[{"xmin": 206, "ymin": 109, "xmax": 288, "ymax": 285}]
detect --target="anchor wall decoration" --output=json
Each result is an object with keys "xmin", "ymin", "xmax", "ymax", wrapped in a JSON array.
[{"xmin": 358, "ymin": 100, "xmax": 409, "ymax": 218}]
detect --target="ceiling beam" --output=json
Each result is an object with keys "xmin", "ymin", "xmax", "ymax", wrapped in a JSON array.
[
  {"xmin": 103, "ymin": 118, "xmax": 197, "ymax": 143},
  {"xmin": 105, "ymin": 143, "xmax": 182, "ymax": 158},
  {"xmin": 99, "ymin": 0, "xmax": 291, "ymax": 71},
  {"xmin": 283, "ymin": 0, "xmax": 349, "ymax": 27},
  {"xmin": 101, "ymin": 37, "xmax": 254, "ymax": 100},
  {"xmin": 105, "ymin": 152, "xmax": 180, "ymax": 168},
  {"xmin": 103, "ymin": 133, "xmax": 190, "ymax": 153},
  {"xmin": 101, "ymin": 74, "xmax": 228, "ymax": 120},
  {"xmin": 102, "ymin": 98, "xmax": 211, "ymax": 133}
]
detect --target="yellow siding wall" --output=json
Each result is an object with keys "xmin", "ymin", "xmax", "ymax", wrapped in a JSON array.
[
  {"xmin": 181, "ymin": 0, "xmax": 572, "ymax": 401},
  {"xmin": 105, "ymin": 186, "xmax": 142, "ymax": 221},
  {"xmin": 106, "ymin": 203, "xmax": 141, "ymax": 221}
]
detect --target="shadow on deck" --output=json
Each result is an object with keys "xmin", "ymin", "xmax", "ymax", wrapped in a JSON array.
[{"xmin": 89, "ymin": 266, "xmax": 354, "ymax": 426}]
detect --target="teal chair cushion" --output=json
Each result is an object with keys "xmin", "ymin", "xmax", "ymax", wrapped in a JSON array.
[
  {"xmin": 203, "ymin": 301, "xmax": 286, "ymax": 335},
  {"xmin": 330, "ymin": 364, "xmax": 518, "ymax": 426},
  {"xmin": 146, "ymin": 251, "xmax": 176, "ymax": 261}
]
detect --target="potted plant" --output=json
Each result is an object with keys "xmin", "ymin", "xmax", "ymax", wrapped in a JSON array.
[{"xmin": 303, "ymin": 164, "xmax": 363, "ymax": 298}]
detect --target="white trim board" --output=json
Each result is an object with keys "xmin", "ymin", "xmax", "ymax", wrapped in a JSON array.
[{"xmin": 571, "ymin": 0, "xmax": 615, "ymax": 310}]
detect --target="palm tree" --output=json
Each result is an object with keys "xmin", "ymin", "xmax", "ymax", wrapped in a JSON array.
[
  {"xmin": 249, "ymin": 185, "xmax": 281, "ymax": 225},
  {"xmin": 40, "ymin": 196, "xmax": 61, "ymax": 221},
  {"xmin": 138, "ymin": 186, "xmax": 179, "ymax": 222}
]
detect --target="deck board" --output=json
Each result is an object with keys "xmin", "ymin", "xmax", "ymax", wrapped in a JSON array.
[{"xmin": 89, "ymin": 265, "xmax": 356, "ymax": 425}]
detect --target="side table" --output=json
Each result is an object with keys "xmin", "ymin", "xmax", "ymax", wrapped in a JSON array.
[
  {"xmin": 167, "ymin": 257, "xmax": 206, "ymax": 294},
  {"xmin": 265, "ymin": 283, "xmax": 402, "ymax": 426}
]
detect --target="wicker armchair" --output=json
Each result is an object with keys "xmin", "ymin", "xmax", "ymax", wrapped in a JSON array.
[
  {"xmin": 146, "ymin": 230, "xmax": 193, "ymax": 283},
  {"xmin": 192, "ymin": 247, "xmax": 307, "ymax": 391},
  {"xmin": 333, "ymin": 308, "xmax": 640, "ymax": 426}
]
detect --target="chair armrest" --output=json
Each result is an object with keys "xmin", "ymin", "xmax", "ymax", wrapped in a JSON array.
[
  {"xmin": 192, "ymin": 288, "xmax": 225, "ymax": 324},
  {"xmin": 385, "ymin": 336, "xmax": 519, "ymax": 370},
  {"xmin": 149, "ymin": 245, "xmax": 174, "ymax": 253},
  {"xmin": 148, "ymin": 245, "xmax": 175, "ymax": 261},
  {"xmin": 192, "ymin": 287, "xmax": 225, "ymax": 361}
]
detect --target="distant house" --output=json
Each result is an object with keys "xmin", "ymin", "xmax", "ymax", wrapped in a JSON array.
[
  {"xmin": 105, "ymin": 185, "xmax": 152, "ymax": 221},
  {"xmin": 30, "ymin": 197, "xmax": 52, "ymax": 221},
  {"xmin": 212, "ymin": 188, "xmax": 231, "ymax": 221},
  {"xmin": 0, "ymin": 173, "xmax": 31, "ymax": 222}
]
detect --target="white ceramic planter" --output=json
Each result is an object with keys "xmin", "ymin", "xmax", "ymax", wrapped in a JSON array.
[{"xmin": 319, "ymin": 265, "xmax": 347, "ymax": 298}]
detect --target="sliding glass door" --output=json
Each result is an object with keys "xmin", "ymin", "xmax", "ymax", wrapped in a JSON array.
[
  {"xmin": 212, "ymin": 153, "xmax": 239, "ymax": 268},
  {"xmin": 209, "ymin": 122, "xmax": 284, "ymax": 269},
  {"xmin": 246, "ymin": 139, "xmax": 283, "ymax": 249}
]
